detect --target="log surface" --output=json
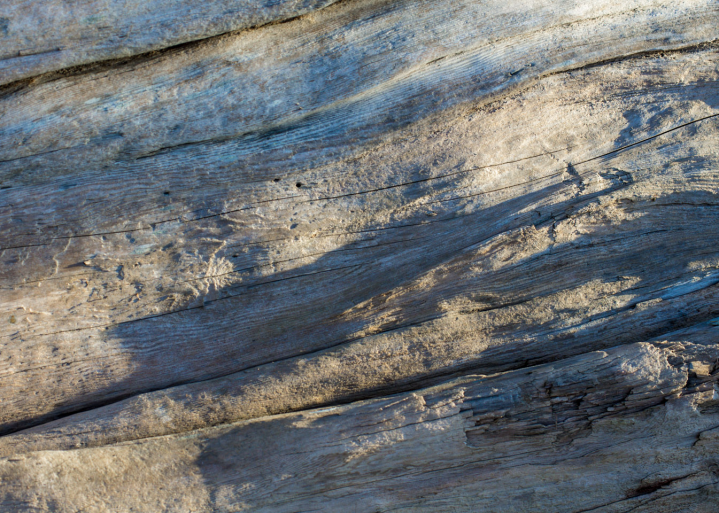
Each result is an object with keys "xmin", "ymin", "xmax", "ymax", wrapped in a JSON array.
[{"xmin": 1, "ymin": 0, "xmax": 718, "ymax": 511}]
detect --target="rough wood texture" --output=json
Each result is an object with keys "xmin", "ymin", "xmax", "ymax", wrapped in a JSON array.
[
  {"xmin": 1, "ymin": 0, "xmax": 718, "ymax": 511},
  {"xmin": 0, "ymin": 0, "xmax": 339, "ymax": 85}
]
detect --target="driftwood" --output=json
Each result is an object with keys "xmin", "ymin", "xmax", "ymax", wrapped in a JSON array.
[{"xmin": 1, "ymin": 0, "xmax": 718, "ymax": 511}]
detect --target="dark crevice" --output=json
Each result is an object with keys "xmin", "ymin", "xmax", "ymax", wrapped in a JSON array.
[
  {"xmin": 0, "ymin": 0, "xmax": 350, "ymax": 98},
  {"xmin": 551, "ymin": 39, "xmax": 719, "ymax": 80},
  {"xmin": 4, "ymin": 290, "xmax": 717, "ymax": 441},
  {"xmin": 573, "ymin": 478, "xmax": 719, "ymax": 513}
]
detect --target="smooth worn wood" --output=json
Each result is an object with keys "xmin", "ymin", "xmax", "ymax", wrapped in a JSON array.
[
  {"xmin": 0, "ymin": 0, "xmax": 339, "ymax": 85},
  {"xmin": 0, "ymin": 0, "xmax": 718, "ymax": 511}
]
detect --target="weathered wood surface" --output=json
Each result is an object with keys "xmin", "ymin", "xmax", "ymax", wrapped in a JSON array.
[
  {"xmin": 0, "ymin": 0, "xmax": 339, "ymax": 85},
  {"xmin": 1, "ymin": 0, "xmax": 719, "ymax": 510},
  {"xmin": 5, "ymin": 338, "xmax": 719, "ymax": 512}
]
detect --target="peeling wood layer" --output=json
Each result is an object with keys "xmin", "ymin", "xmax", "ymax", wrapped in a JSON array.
[{"xmin": 2, "ymin": 340, "xmax": 718, "ymax": 511}]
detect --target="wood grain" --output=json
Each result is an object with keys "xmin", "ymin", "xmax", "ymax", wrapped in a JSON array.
[
  {"xmin": 0, "ymin": 0, "xmax": 718, "ymax": 510},
  {"xmin": 0, "ymin": 0, "xmax": 339, "ymax": 85},
  {"xmin": 2, "ymin": 340, "xmax": 718, "ymax": 511}
]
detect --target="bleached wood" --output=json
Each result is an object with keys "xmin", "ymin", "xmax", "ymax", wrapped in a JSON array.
[
  {"xmin": 2, "ymin": 340, "xmax": 718, "ymax": 511},
  {"xmin": 0, "ymin": 0, "xmax": 718, "ymax": 511},
  {"xmin": 0, "ymin": 0, "xmax": 339, "ymax": 85}
]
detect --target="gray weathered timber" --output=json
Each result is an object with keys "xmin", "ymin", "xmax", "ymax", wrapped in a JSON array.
[
  {"xmin": 1, "ymin": 0, "xmax": 718, "ymax": 434},
  {"xmin": 0, "ymin": 0, "xmax": 718, "ymax": 510},
  {"xmin": 2, "ymin": 340, "xmax": 718, "ymax": 511},
  {"xmin": 0, "ymin": 0, "xmax": 339, "ymax": 85}
]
